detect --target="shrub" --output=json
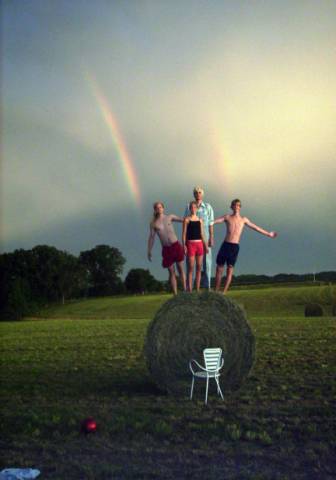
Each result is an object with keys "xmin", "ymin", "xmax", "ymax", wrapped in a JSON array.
[
  {"xmin": 144, "ymin": 291, "xmax": 255, "ymax": 396},
  {"xmin": 332, "ymin": 304, "xmax": 336, "ymax": 317},
  {"xmin": 304, "ymin": 303, "xmax": 323, "ymax": 317}
]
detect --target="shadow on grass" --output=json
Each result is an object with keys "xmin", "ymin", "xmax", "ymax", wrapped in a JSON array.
[
  {"xmin": 50, "ymin": 369, "xmax": 166, "ymax": 399},
  {"xmin": 114, "ymin": 378, "xmax": 164, "ymax": 397}
]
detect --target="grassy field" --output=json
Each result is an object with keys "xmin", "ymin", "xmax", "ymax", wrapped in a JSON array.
[{"xmin": 1, "ymin": 285, "xmax": 335, "ymax": 479}]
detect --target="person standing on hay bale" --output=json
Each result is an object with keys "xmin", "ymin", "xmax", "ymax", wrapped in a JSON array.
[
  {"xmin": 147, "ymin": 201, "xmax": 187, "ymax": 294},
  {"xmin": 214, "ymin": 199, "xmax": 278, "ymax": 294},
  {"xmin": 182, "ymin": 201, "xmax": 209, "ymax": 292},
  {"xmin": 184, "ymin": 186, "xmax": 214, "ymax": 289}
]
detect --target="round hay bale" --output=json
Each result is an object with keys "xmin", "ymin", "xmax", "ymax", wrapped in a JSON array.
[
  {"xmin": 304, "ymin": 303, "xmax": 323, "ymax": 317},
  {"xmin": 144, "ymin": 291, "xmax": 255, "ymax": 396}
]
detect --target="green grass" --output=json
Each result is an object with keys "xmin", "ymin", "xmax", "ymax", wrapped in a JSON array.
[
  {"xmin": 1, "ymin": 285, "xmax": 336, "ymax": 479},
  {"xmin": 32, "ymin": 283, "xmax": 336, "ymax": 319},
  {"xmin": 35, "ymin": 294, "xmax": 167, "ymax": 319}
]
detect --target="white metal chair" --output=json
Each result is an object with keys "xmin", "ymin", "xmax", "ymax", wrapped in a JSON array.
[{"xmin": 189, "ymin": 348, "xmax": 224, "ymax": 404}]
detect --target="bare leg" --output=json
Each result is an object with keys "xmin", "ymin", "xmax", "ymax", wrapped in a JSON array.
[
  {"xmin": 215, "ymin": 265, "xmax": 224, "ymax": 291},
  {"xmin": 223, "ymin": 265, "xmax": 234, "ymax": 294},
  {"xmin": 188, "ymin": 256, "xmax": 195, "ymax": 292},
  {"xmin": 195, "ymin": 255, "xmax": 203, "ymax": 292},
  {"xmin": 176, "ymin": 261, "xmax": 187, "ymax": 291},
  {"xmin": 168, "ymin": 265, "xmax": 177, "ymax": 295}
]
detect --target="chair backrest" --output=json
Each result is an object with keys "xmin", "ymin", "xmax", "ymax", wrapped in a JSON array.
[{"xmin": 203, "ymin": 348, "xmax": 222, "ymax": 371}]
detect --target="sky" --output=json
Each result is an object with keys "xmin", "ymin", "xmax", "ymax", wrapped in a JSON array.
[{"xmin": 2, "ymin": 0, "xmax": 336, "ymax": 280}]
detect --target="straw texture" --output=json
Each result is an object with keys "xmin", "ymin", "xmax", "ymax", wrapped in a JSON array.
[{"xmin": 144, "ymin": 291, "xmax": 255, "ymax": 396}]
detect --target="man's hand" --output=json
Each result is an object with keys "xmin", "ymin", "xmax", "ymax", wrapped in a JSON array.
[
  {"xmin": 147, "ymin": 252, "xmax": 152, "ymax": 261},
  {"xmin": 269, "ymin": 231, "xmax": 278, "ymax": 238},
  {"xmin": 208, "ymin": 237, "xmax": 214, "ymax": 247}
]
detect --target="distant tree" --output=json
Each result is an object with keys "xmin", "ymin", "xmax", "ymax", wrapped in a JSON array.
[
  {"xmin": 0, "ymin": 249, "xmax": 34, "ymax": 290},
  {"xmin": 79, "ymin": 245, "xmax": 125, "ymax": 296},
  {"xmin": 3, "ymin": 278, "xmax": 32, "ymax": 320},
  {"xmin": 0, "ymin": 246, "xmax": 88, "ymax": 319},
  {"xmin": 30, "ymin": 245, "xmax": 86, "ymax": 303},
  {"xmin": 0, "ymin": 250, "xmax": 35, "ymax": 320},
  {"xmin": 316, "ymin": 271, "xmax": 336, "ymax": 282},
  {"xmin": 54, "ymin": 251, "xmax": 87, "ymax": 304},
  {"xmin": 112, "ymin": 277, "xmax": 126, "ymax": 295},
  {"xmin": 233, "ymin": 274, "xmax": 271, "ymax": 285},
  {"xmin": 30, "ymin": 245, "xmax": 64, "ymax": 301},
  {"xmin": 274, "ymin": 273, "xmax": 298, "ymax": 283},
  {"xmin": 125, "ymin": 268, "xmax": 160, "ymax": 293}
]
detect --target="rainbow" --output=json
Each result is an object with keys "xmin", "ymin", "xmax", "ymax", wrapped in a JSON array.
[
  {"xmin": 85, "ymin": 71, "xmax": 141, "ymax": 207},
  {"xmin": 210, "ymin": 127, "xmax": 231, "ymax": 191}
]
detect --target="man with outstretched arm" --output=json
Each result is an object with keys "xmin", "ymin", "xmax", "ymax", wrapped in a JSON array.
[
  {"xmin": 148, "ymin": 201, "xmax": 186, "ymax": 295},
  {"xmin": 184, "ymin": 186, "xmax": 214, "ymax": 289},
  {"xmin": 214, "ymin": 199, "xmax": 278, "ymax": 294}
]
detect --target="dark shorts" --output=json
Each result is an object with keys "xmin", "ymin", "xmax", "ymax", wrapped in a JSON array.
[
  {"xmin": 216, "ymin": 241, "xmax": 240, "ymax": 267},
  {"xmin": 162, "ymin": 241, "xmax": 185, "ymax": 268}
]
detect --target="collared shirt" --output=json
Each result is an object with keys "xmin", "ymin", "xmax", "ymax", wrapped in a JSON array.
[{"xmin": 184, "ymin": 201, "xmax": 214, "ymax": 239}]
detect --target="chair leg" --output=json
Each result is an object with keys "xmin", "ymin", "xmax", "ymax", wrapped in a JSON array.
[
  {"xmin": 190, "ymin": 376, "xmax": 195, "ymax": 400},
  {"xmin": 205, "ymin": 376, "xmax": 209, "ymax": 404},
  {"xmin": 216, "ymin": 377, "xmax": 224, "ymax": 400}
]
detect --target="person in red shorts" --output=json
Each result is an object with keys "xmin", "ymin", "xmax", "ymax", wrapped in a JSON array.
[
  {"xmin": 147, "ymin": 201, "xmax": 186, "ymax": 294},
  {"xmin": 182, "ymin": 201, "xmax": 209, "ymax": 292}
]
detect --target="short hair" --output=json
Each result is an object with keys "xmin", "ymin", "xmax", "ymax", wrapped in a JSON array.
[
  {"xmin": 231, "ymin": 198, "xmax": 241, "ymax": 208},
  {"xmin": 151, "ymin": 201, "xmax": 164, "ymax": 226},
  {"xmin": 193, "ymin": 186, "xmax": 204, "ymax": 195},
  {"xmin": 153, "ymin": 201, "xmax": 164, "ymax": 210}
]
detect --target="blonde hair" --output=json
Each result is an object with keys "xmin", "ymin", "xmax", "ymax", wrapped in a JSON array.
[
  {"xmin": 193, "ymin": 186, "xmax": 204, "ymax": 195},
  {"xmin": 150, "ymin": 201, "xmax": 164, "ymax": 227}
]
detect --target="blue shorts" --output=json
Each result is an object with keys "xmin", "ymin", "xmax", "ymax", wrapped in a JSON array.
[{"xmin": 216, "ymin": 241, "xmax": 240, "ymax": 267}]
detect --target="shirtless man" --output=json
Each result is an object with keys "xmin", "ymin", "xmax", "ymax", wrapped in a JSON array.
[
  {"xmin": 214, "ymin": 199, "xmax": 277, "ymax": 294},
  {"xmin": 147, "ymin": 201, "xmax": 186, "ymax": 294}
]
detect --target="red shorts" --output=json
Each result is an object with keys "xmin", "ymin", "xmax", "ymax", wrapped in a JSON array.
[
  {"xmin": 186, "ymin": 240, "xmax": 204, "ymax": 257},
  {"xmin": 162, "ymin": 241, "xmax": 185, "ymax": 268}
]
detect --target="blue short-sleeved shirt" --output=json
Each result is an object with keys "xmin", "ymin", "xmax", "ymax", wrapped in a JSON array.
[{"xmin": 184, "ymin": 201, "xmax": 214, "ymax": 239}]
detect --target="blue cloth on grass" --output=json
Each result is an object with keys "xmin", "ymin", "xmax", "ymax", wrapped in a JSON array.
[{"xmin": 0, "ymin": 469, "xmax": 40, "ymax": 480}]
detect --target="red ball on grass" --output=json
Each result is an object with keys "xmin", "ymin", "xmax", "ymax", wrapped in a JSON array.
[{"xmin": 81, "ymin": 417, "xmax": 97, "ymax": 434}]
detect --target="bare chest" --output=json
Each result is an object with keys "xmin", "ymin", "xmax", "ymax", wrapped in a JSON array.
[
  {"xmin": 154, "ymin": 217, "xmax": 173, "ymax": 233},
  {"xmin": 226, "ymin": 217, "xmax": 245, "ymax": 234}
]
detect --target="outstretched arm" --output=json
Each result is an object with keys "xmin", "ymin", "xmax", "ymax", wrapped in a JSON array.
[
  {"xmin": 147, "ymin": 226, "xmax": 156, "ymax": 261},
  {"xmin": 214, "ymin": 215, "xmax": 228, "ymax": 225},
  {"xmin": 170, "ymin": 214, "xmax": 184, "ymax": 223},
  {"xmin": 245, "ymin": 218, "xmax": 277, "ymax": 238}
]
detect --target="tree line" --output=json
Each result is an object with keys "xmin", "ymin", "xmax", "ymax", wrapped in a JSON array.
[
  {"xmin": 0, "ymin": 244, "xmax": 163, "ymax": 320},
  {"xmin": 1, "ymin": 244, "xmax": 335, "ymax": 320},
  {"xmin": 231, "ymin": 271, "xmax": 336, "ymax": 286}
]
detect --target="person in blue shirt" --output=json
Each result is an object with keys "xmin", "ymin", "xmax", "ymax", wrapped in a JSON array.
[{"xmin": 184, "ymin": 186, "xmax": 214, "ymax": 289}]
